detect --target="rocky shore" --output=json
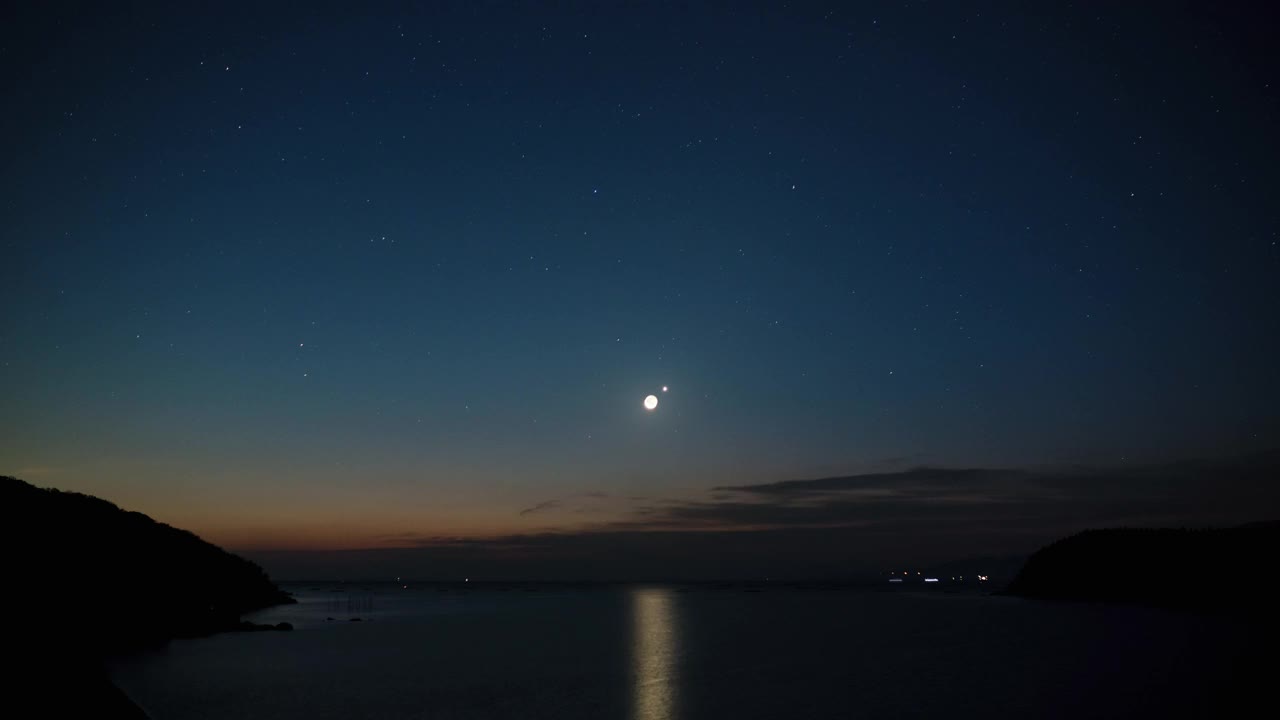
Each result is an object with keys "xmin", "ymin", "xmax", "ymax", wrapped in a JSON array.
[{"xmin": 1, "ymin": 476, "xmax": 296, "ymax": 716}]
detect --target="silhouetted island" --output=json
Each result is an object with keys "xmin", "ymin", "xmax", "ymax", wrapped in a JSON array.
[
  {"xmin": 1006, "ymin": 523, "xmax": 1279, "ymax": 611},
  {"xmin": 1, "ymin": 476, "xmax": 295, "ymax": 717}
]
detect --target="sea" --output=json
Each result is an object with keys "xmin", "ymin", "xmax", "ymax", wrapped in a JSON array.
[{"xmin": 108, "ymin": 582, "xmax": 1265, "ymax": 719}]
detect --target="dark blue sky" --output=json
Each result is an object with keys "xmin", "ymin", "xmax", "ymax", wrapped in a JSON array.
[{"xmin": 2, "ymin": 2, "xmax": 1277, "ymax": 573}]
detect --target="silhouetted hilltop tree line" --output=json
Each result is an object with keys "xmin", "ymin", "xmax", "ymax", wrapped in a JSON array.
[
  {"xmin": 1, "ymin": 475, "xmax": 293, "ymax": 655},
  {"xmin": 1006, "ymin": 523, "xmax": 1279, "ymax": 610}
]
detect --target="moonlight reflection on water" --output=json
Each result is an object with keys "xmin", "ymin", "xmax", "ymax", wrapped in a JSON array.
[{"xmin": 632, "ymin": 588, "xmax": 678, "ymax": 720}]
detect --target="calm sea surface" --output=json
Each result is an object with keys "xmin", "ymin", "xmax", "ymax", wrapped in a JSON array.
[{"xmin": 109, "ymin": 583, "xmax": 1262, "ymax": 719}]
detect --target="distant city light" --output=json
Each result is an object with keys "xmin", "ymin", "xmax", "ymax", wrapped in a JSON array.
[
  {"xmin": 978, "ymin": 575, "xmax": 989, "ymax": 581},
  {"xmin": 889, "ymin": 578, "xmax": 903, "ymax": 583},
  {"xmin": 924, "ymin": 578, "xmax": 939, "ymax": 583}
]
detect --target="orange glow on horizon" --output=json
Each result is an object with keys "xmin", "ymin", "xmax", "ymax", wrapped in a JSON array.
[{"xmin": 204, "ymin": 520, "xmax": 528, "ymax": 552}]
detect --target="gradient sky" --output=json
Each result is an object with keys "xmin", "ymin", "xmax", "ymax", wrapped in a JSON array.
[{"xmin": 2, "ymin": 2, "xmax": 1277, "ymax": 577}]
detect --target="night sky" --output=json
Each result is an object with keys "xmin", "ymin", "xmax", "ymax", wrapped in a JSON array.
[{"xmin": 3, "ymin": 2, "xmax": 1278, "ymax": 579}]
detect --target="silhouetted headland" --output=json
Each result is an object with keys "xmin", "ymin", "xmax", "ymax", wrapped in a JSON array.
[
  {"xmin": 1, "ymin": 475, "xmax": 294, "ymax": 716},
  {"xmin": 1006, "ymin": 523, "xmax": 1279, "ymax": 611}
]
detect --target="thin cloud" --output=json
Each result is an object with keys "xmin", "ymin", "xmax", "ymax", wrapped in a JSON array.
[
  {"xmin": 517, "ymin": 492, "xmax": 616, "ymax": 517},
  {"xmin": 518, "ymin": 499, "xmax": 562, "ymax": 517},
  {"xmin": 251, "ymin": 454, "xmax": 1280, "ymax": 581},
  {"xmin": 446, "ymin": 456, "xmax": 1280, "ymax": 542}
]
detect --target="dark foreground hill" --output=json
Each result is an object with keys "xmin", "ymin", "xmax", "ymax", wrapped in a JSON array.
[
  {"xmin": 1006, "ymin": 523, "xmax": 1279, "ymax": 611},
  {"xmin": 0, "ymin": 475, "xmax": 294, "ymax": 716}
]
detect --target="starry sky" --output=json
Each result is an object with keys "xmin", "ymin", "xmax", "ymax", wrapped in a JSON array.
[{"xmin": 3, "ymin": 2, "xmax": 1278, "ymax": 579}]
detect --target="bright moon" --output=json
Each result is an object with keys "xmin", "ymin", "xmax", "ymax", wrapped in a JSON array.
[{"xmin": 644, "ymin": 394, "xmax": 659, "ymax": 410}]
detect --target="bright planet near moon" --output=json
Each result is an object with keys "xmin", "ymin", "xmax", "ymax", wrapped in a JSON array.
[{"xmin": 644, "ymin": 395, "xmax": 659, "ymax": 410}]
